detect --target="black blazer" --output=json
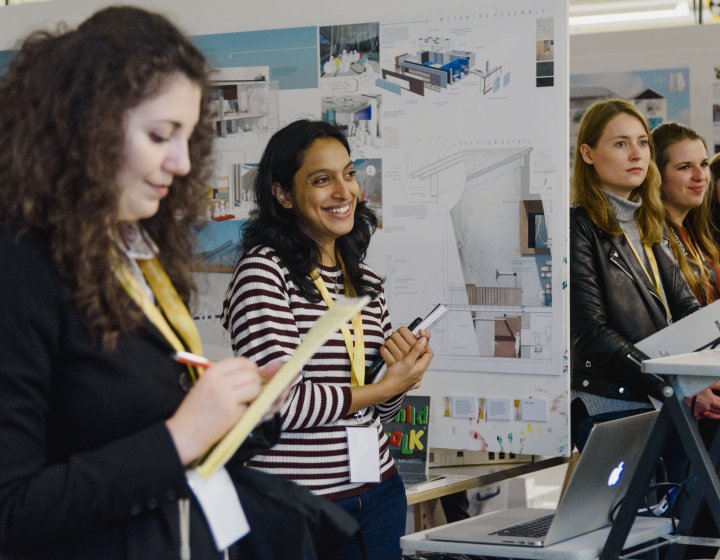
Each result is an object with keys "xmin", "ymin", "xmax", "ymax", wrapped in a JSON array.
[
  {"xmin": 570, "ymin": 206, "xmax": 700, "ymax": 402},
  {"xmin": 0, "ymin": 225, "xmax": 358, "ymax": 560}
]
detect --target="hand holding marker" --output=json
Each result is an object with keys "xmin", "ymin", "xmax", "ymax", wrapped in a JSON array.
[
  {"xmin": 366, "ymin": 303, "xmax": 447, "ymax": 384},
  {"xmin": 174, "ymin": 350, "xmax": 213, "ymax": 369}
]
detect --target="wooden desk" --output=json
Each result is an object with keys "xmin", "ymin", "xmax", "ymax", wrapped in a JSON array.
[{"xmin": 407, "ymin": 454, "xmax": 577, "ymax": 530}]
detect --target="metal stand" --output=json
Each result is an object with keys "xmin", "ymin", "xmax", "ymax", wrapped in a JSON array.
[{"xmin": 599, "ymin": 376, "xmax": 720, "ymax": 559}]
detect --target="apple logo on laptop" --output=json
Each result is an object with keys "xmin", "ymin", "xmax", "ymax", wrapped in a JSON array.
[{"xmin": 607, "ymin": 461, "xmax": 625, "ymax": 487}]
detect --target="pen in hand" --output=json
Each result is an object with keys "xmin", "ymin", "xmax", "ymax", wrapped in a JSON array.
[
  {"xmin": 173, "ymin": 351, "xmax": 214, "ymax": 369},
  {"xmin": 366, "ymin": 316, "xmax": 422, "ymax": 383}
]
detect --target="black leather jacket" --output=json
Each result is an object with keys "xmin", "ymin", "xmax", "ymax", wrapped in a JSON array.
[{"xmin": 570, "ymin": 206, "xmax": 700, "ymax": 402}]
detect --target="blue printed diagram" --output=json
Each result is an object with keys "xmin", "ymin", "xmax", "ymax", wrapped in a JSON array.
[{"xmin": 379, "ymin": 36, "xmax": 507, "ymax": 96}]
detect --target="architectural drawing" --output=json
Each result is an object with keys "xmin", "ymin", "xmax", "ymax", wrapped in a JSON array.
[
  {"xmin": 381, "ymin": 138, "xmax": 554, "ymax": 373},
  {"xmin": 379, "ymin": 35, "xmax": 506, "ymax": 97}
]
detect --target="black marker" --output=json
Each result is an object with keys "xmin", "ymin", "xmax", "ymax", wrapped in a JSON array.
[{"xmin": 365, "ymin": 316, "xmax": 422, "ymax": 384}]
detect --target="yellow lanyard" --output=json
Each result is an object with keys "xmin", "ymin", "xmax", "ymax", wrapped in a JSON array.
[
  {"xmin": 623, "ymin": 234, "xmax": 671, "ymax": 322},
  {"xmin": 115, "ymin": 257, "xmax": 203, "ymax": 382},
  {"xmin": 310, "ymin": 263, "xmax": 365, "ymax": 387}
]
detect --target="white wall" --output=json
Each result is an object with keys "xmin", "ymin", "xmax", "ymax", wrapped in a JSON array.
[
  {"xmin": 571, "ymin": 23, "xmax": 720, "ymax": 150},
  {"xmin": 0, "ymin": 0, "xmax": 571, "ymax": 457}
]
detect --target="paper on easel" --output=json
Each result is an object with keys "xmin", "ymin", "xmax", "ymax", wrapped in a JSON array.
[
  {"xmin": 636, "ymin": 299, "xmax": 720, "ymax": 359},
  {"xmin": 195, "ymin": 295, "xmax": 370, "ymax": 478},
  {"xmin": 637, "ymin": 300, "xmax": 720, "ymax": 398}
]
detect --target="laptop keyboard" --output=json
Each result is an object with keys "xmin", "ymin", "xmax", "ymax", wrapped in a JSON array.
[
  {"xmin": 401, "ymin": 474, "xmax": 428, "ymax": 485},
  {"xmin": 491, "ymin": 513, "xmax": 555, "ymax": 538}
]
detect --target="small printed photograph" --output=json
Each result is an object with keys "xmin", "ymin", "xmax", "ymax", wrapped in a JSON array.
[
  {"xmin": 531, "ymin": 213, "xmax": 549, "ymax": 251},
  {"xmin": 322, "ymin": 94, "xmax": 382, "ymax": 157},
  {"xmin": 537, "ymin": 61, "xmax": 553, "ymax": 78},
  {"xmin": 536, "ymin": 17, "xmax": 554, "ymax": 41},
  {"xmin": 536, "ymin": 40, "xmax": 554, "ymax": 62},
  {"xmin": 207, "ymin": 66, "xmax": 278, "ymax": 138},
  {"xmin": 713, "ymin": 104, "xmax": 720, "ymax": 123},
  {"xmin": 193, "ymin": 219, "xmax": 245, "ymax": 273},
  {"xmin": 319, "ymin": 22, "xmax": 380, "ymax": 79},
  {"xmin": 494, "ymin": 315, "xmax": 521, "ymax": 358},
  {"xmin": 354, "ymin": 158, "xmax": 383, "ymax": 226}
]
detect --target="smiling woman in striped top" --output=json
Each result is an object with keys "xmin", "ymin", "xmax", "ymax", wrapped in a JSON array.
[{"xmin": 222, "ymin": 119, "xmax": 434, "ymax": 560}]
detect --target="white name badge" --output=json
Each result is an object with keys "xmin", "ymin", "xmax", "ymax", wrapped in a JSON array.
[
  {"xmin": 186, "ymin": 467, "xmax": 250, "ymax": 551},
  {"xmin": 346, "ymin": 426, "xmax": 381, "ymax": 483}
]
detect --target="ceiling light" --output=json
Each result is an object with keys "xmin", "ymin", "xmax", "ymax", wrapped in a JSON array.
[
  {"xmin": 570, "ymin": 2, "xmax": 690, "ymax": 26},
  {"xmin": 568, "ymin": 0, "xmax": 696, "ymax": 32}
]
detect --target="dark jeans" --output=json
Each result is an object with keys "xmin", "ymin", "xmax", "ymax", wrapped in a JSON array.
[
  {"xmin": 683, "ymin": 418, "xmax": 720, "ymax": 558},
  {"xmin": 334, "ymin": 473, "xmax": 407, "ymax": 560}
]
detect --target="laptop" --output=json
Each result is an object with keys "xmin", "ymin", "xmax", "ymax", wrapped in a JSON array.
[
  {"xmin": 426, "ymin": 409, "xmax": 659, "ymax": 547},
  {"xmin": 385, "ymin": 395, "xmax": 446, "ymax": 489},
  {"xmin": 396, "ymin": 452, "xmax": 446, "ymax": 489}
]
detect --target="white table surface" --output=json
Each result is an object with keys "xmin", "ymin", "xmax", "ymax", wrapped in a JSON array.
[
  {"xmin": 642, "ymin": 349, "xmax": 720, "ymax": 396},
  {"xmin": 401, "ymin": 513, "xmax": 672, "ymax": 560}
]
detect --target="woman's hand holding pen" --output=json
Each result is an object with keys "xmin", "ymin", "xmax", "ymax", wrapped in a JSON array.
[
  {"xmin": 379, "ymin": 326, "xmax": 434, "ymax": 394},
  {"xmin": 165, "ymin": 357, "xmax": 283, "ymax": 466}
]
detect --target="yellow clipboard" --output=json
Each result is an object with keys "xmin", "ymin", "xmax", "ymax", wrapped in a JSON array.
[{"xmin": 195, "ymin": 295, "xmax": 370, "ymax": 478}]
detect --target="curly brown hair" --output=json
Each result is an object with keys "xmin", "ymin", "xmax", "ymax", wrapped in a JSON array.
[{"xmin": 0, "ymin": 6, "xmax": 214, "ymax": 350}]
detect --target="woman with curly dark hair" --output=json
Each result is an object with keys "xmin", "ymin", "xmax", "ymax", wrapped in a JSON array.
[
  {"xmin": 0, "ymin": 8, "xmax": 360, "ymax": 560},
  {"xmin": 223, "ymin": 119, "xmax": 434, "ymax": 560}
]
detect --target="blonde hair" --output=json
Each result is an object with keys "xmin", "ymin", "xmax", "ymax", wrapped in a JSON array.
[{"xmin": 572, "ymin": 99, "xmax": 664, "ymax": 244}]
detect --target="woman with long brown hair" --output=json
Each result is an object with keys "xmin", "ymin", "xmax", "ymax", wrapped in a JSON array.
[
  {"xmin": 0, "ymin": 7, "xmax": 356, "ymax": 559},
  {"xmin": 652, "ymin": 121, "xmax": 720, "ymax": 559},
  {"xmin": 653, "ymin": 122, "xmax": 720, "ymax": 305},
  {"xmin": 570, "ymin": 99, "xmax": 699, "ymax": 451}
]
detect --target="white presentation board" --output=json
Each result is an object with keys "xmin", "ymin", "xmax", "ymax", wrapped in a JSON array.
[{"xmin": 0, "ymin": 0, "xmax": 571, "ymax": 456}]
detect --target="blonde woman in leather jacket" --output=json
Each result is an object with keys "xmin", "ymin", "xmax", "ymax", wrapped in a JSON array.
[{"xmin": 570, "ymin": 99, "xmax": 699, "ymax": 452}]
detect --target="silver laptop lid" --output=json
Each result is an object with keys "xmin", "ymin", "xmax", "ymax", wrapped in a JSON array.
[
  {"xmin": 544, "ymin": 409, "xmax": 659, "ymax": 545},
  {"xmin": 425, "ymin": 409, "xmax": 659, "ymax": 547}
]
